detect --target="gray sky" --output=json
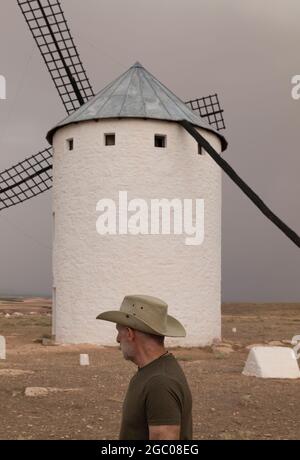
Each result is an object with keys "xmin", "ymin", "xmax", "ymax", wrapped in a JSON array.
[{"xmin": 0, "ymin": 0, "xmax": 299, "ymax": 301}]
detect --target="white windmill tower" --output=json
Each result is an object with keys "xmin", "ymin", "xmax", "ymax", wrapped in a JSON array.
[{"xmin": 46, "ymin": 62, "xmax": 227, "ymax": 346}]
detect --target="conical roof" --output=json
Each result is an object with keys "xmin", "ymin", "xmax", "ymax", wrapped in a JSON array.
[{"xmin": 46, "ymin": 62, "xmax": 227, "ymax": 150}]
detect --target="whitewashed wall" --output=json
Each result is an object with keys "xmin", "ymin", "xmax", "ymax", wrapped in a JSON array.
[{"xmin": 52, "ymin": 118, "xmax": 222, "ymax": 346}]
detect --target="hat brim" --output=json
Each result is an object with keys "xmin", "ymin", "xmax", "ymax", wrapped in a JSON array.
[{"xmin": 96, "ymin": 310, "xmax": 186, "ymax": 337}]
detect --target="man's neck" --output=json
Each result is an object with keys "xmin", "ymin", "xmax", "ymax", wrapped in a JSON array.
[{"xmin": 133, "ymin": 348, "xmax": 168, "ymax": 369}]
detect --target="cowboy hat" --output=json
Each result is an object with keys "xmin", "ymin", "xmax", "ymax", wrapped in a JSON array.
[{"xmin": 96, "ymin": 295, "xmax": 186, "ymax": 337}]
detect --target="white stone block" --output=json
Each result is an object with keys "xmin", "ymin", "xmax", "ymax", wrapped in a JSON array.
[
  {"xmin": 25, "ymin": 387, "xmax": 49, "ymax": 397},
  {"xmin": 80, "ymin": 354, "xmax": 89, "ymax": 366},
  {"xmin": 0, "ymin": 336, "xmax": 6, "ymax": 360},
  {"xmin": 243, "ymin": 346, "xmax": 300, "ymax": 379}
]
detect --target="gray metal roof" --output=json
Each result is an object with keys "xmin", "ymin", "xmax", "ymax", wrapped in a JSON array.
[{"xmin": 46, "ymin": 62, "xmax": 227, "ymax": 150}]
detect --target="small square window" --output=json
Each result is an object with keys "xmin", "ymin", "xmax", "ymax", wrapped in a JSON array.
[
  {"xmin": 105, "ymin": 133, "xmax": 116, "ymax": 146},
  {"xmin": 67, "ymin": 138, "xmax": 74, "ymax": 151},
  {"xmin": 155, "ymin": 135, "xmax": 166, "ymax": 148}
]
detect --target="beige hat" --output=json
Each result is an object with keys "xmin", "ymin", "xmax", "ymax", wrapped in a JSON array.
[{"xmin": 96, "ymin": 295, "xmax": 186, "ymax": 337}]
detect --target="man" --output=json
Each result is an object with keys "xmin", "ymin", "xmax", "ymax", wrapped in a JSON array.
[{"xmin": 96, "ymin": 294, "xmax": 193, "ymax": 440}]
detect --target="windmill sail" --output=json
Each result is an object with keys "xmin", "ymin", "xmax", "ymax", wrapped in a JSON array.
[
  {"xmin": 180, "ymin": 120, "xmax": 300, "ymax": 248},
  {"xmin": 0, "ymin": 0, "xmax": 95, "ymax": 212},
  {"xmin": 0, "ymin": 148, "xmax": 52, "ymax": 211},
  {"xmin": 17, "ymin": 0, "xmax": 94, "ymax": 114},
  {"xmin": 186, "ymin": 94, "xmax": 226, "ymax": 131}
]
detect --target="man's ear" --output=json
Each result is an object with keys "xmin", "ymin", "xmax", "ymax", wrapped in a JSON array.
[{"xmin": 126, "ymin": 327, "xmax": 136, "ymax": 342}]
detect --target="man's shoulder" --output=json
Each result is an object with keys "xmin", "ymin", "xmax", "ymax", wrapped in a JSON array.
[
  {"xmin": 133, "ymin": 354, "xmax": 186, "ymax": 388},
  {"xmin": 144, "ymin": 371, "xmax": 182, "ymax": 395}
]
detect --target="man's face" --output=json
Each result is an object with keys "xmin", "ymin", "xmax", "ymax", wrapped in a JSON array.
[{"xmin": 116, "ymin": 324, "xmax": 135, "ymax": 361}]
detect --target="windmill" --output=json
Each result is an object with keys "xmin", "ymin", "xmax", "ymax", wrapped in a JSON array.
[
  {"xmin": 0, "ymin": 0, "xmax": 299, "ymax": 345},
  {"xmin": 0, "ymin": 0, "xmax": 298, "ymax": 251},
  {"xmin": 0, "ymin": 0, "xmax": 225, "ymax": 213}
]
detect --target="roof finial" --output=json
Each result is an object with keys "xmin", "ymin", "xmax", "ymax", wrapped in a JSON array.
[{"xmin": 133, "ymin": 61, "xmax": 143, "ymax": 68}]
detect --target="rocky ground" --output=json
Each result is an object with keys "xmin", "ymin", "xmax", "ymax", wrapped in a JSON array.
[{"xmin": 0, "ymin": 299, "xmax": 299, "ymax": 440}]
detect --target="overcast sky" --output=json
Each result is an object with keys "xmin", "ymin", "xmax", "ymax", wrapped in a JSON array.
[{"xmin": 0, "ymin": 0, "xmax": 299, "ymax": 301}]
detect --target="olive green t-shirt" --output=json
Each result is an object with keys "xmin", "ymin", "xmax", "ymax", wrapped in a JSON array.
[{"xmin": 119, "ymin": 353, "xmax": 193, "ymax": 440}]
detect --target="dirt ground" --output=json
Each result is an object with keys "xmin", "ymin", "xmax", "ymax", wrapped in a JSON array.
[{"xmin": 0, "ymin": 299, "xmax": 299, "ymax": 440}]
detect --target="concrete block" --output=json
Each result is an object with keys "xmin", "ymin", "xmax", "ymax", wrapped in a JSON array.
[
  {"xmin": 25, "ymin": 387, "xmax": 49, "ymax": 397},
  {"xmin": 0, "ymin": 336, "xmax": 6, "ymax": 360},
  {"xmin": 243, "ymin": 346, "xmax": 300, "ymax": 379},
  {"xmin": 80, "ymin": 354, "xmax": 89, "ymax": 366}
]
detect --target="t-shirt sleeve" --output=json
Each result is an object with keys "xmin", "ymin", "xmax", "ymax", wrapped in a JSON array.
[{"xmin": 145, "ymin": 375, "xmax": 182, "ymax": 426}]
